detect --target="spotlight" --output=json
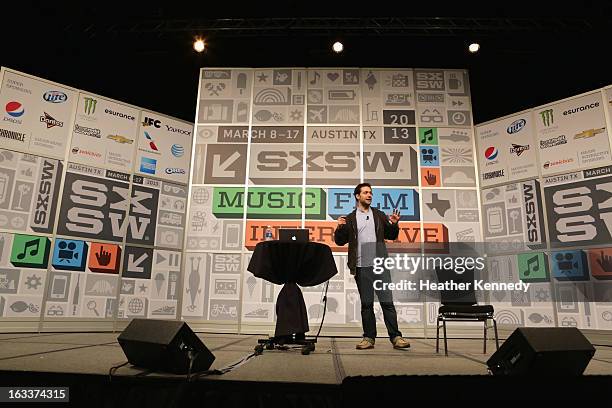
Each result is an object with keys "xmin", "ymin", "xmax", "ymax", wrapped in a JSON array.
[
  {"xmin": 468, "ymin": 43, "xmax": 480, "ymax": 53},
  {"xmin": 332, "ymin": 41, "xmax": 344, "ymax": 53},
  {"xmin": 194, "ymin": 38, "xmax": 206, "ymax": 53}
]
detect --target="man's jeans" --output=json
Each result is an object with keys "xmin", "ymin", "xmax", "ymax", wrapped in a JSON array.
[{"xmin": 355, "ymin": 266, "xmax": 402, "ymax": 340}]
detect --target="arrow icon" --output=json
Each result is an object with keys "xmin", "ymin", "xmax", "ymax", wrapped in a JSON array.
[
  {"xmin": 212, "ymin": 152, "xmax": 241, "ymax": 178},
  {"xmin": 128, "ymin": 253, "xmax": 148, "ymax": 273},
  {"xmin": 156, "ymin": 252, "xmax": 167, "ymax": 264}
]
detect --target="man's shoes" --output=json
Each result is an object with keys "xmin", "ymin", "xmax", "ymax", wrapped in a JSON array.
[
  {"xmin": 391, "ymin": 336, "xmax": 411, "ymax": 349},
  {"xmin": 356, "ymin": 337, "xmax": 375, "ymax": 350}
]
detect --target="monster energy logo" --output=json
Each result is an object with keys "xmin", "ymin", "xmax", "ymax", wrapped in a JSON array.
[
  {"xmin": 83, "ymin": 97, "xmax": 97, "ymax": 115},
  {"xmin": 540, "ymin": 109, "xmax": 553, "ymax": 126}
]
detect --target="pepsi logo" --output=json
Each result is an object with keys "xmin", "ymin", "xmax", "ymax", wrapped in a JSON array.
[
  {"xmin": 484, "ymin": 146, "xmax": 498, "ymax": 161},
  {"xmin": 5, "ymin": 101, "xmax": 24, "ymax": 117}
]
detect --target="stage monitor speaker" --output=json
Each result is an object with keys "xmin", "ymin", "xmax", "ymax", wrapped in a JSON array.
[
  {"xmin": 486, "ymin": 327, "xmax": 595, "ymax": 375},
  {"xmin": 117, "ymin": 318, "xmax": 215, "ymax": 374}
]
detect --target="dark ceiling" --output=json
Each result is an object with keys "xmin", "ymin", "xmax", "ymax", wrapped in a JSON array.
[{"xmin": 4, "ymin": 1, "xmax": 611, "ymax": 124}]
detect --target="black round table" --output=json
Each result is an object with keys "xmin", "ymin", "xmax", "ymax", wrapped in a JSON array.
[{"xmin": 248, "ymin": 241, "xmax": 338, "ymax": 338}]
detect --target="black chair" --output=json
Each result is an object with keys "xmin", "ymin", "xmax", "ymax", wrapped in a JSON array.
[{"xmin": 435, "ymin": 266, "xmax": 499, "ymax": 356}]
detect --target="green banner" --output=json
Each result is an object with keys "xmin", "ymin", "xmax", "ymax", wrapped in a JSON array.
[{"xmin": 213, "ymin": 187, "xmax": 326, "ymax": 219}]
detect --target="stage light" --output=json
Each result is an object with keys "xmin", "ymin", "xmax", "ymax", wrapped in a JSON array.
[
  {"xmin": 468, "ymin": 43, "xmax": 480, "ymax": 53},
  {"xmin": 332, "ymin": 41, "xmax": 344, "ymax": 53},
  {"xmin": 194, "ymin": 38, "xmax": 206, "ymax": 53}
]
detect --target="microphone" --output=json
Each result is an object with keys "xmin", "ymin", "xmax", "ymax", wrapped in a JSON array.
[{"xmin": 366, "ymin": 216, "xmax": 369, "ymax": 220}]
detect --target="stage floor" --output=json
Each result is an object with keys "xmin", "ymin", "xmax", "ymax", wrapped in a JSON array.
[{"xmin": 1, "ymin": 332, "xmax": 611, "ymax": 381}]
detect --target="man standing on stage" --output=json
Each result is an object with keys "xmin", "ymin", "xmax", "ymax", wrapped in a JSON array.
[{"xmin": 334, "ymin": 183, "xmax": 411, "ymax": 350}]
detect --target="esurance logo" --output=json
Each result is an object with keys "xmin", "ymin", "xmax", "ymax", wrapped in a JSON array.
[
  {"xmin": 507, "ymin": 119, "xmax": 526, "ymax": 134},
  {"xmin": 510, "ymin": 144, "xmax": 529, "ymax": 157},
  {"xmin": 43, "ymin": 91, "xmax": 67, "ymax": 103},
  {"xmin": 563, "ymin": 102, "xmax": 599, "ymax": 116},
  {"xmin": 83, "ymin": 97, "xmax": 97, "ymax": 115},
  {"xmin": 5, "ymin": 101, "xmax": 24, "ymax": 117},
  {"xmin": 40, "ymin": 112, "xmax": 64, "ymax": 129},
  {"xmin": 539, "ymin": 109, "xmax": 554, "ymax": 127},
  {"xmin": 484, "ymin": 146, "xmax": 498, "ymax": 161}
]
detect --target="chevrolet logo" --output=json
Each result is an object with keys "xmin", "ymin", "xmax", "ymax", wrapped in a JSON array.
[{"xmin": 107, "ymin": 134, "xmax": 133, "ymax": 144}]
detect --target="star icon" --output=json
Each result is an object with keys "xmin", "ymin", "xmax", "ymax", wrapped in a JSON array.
[
  {"xmin": 257, "ymin": 72, "xmax": 268, "ymax": 82},
  {"xmin": 139, "ymin": 283, "xmax": 147, "ymax": 293}
]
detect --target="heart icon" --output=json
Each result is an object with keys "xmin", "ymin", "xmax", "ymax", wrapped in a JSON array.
[{"xmin": 327, "ymin": 72, "xmax": 339, "ymax": 82}]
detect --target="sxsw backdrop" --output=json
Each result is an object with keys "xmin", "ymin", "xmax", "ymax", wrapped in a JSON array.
[
  {"xmin": 189, "ymin": 68, "xmax": 481, "ymax": 332},
  {"xmin": 2, "ymin": 64, "xmax": 611, "ymax": 335},
  {"xmin": 476, "ymin": 86, "xmax": 612, "ymax": 331}
]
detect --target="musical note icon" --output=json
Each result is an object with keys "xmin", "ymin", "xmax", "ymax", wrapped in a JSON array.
[
  {"xmin": 310, "ymin": 71, "xmax": 320, "ymax": 85},
  {"xmin": 17, "ymin": 239, "xmax": 40, "ymax": 260},
  {"xmin": 525, "ymin": 255, "xmax": 539, "ymax": 276},
  {"xmin": 420, "ymin": 128, "xmax": 434, "ymax": 144}
]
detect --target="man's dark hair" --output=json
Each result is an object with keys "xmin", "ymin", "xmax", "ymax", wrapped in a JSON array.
[{"xmin": 354, "ymin": 183, "xmax": 372, "ymax": 200}]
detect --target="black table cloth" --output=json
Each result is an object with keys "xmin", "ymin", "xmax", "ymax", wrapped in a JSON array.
[{"xmin": 247, "ymin": 241, "xmax": 338, "ymax": 337}]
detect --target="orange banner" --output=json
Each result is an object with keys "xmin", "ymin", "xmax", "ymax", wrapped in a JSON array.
[{"xmin": 244, "ymin": 221, "xmax": 448, "ymax": 251}]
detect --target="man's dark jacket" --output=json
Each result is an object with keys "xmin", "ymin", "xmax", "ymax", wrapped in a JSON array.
[{"xmin": 333, "ymin": 207, "xmax": 399, "ymax": 275}]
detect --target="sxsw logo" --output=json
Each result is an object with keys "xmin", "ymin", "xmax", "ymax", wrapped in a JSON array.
[
  {"xmin": 57, "ymin": 172, "xmax": 156, "ymax": 243},
  {"xmin": 328, "ymin": 188, "xmax": 420, "ymax": 221},
  {"xmin": 522, "ymin": 180, "xmax": 545, "ymax": 247},
  {"xmin": 544, "ymin": 175, "xmax": 612, "ymax": 247},
  {"xmin": 212, "ymin": 254, "xmax": 241, "ymax": 273},
  {"xmin": 249, "ymin": 145, "xmax": 418, "ymax": 185},
  {"xmin": 31, "ymin": 159, "xmax": 62, "ymax": 234},
  {"xmin": 415, "ymin": 71, "xmax": 444, "ymax": 90}
]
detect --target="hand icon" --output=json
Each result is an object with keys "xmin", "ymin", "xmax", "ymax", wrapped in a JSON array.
[
  {"xmin": 597, "ymin": 251, "xmax": 612, "ymax": 272},
  {"xmin": 424, "ymin": 170, "xmax": 437, "ymax": 185},
  {"xmin": 96, "ymin": 246, "xmax": 112, "ymax": 266}
]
